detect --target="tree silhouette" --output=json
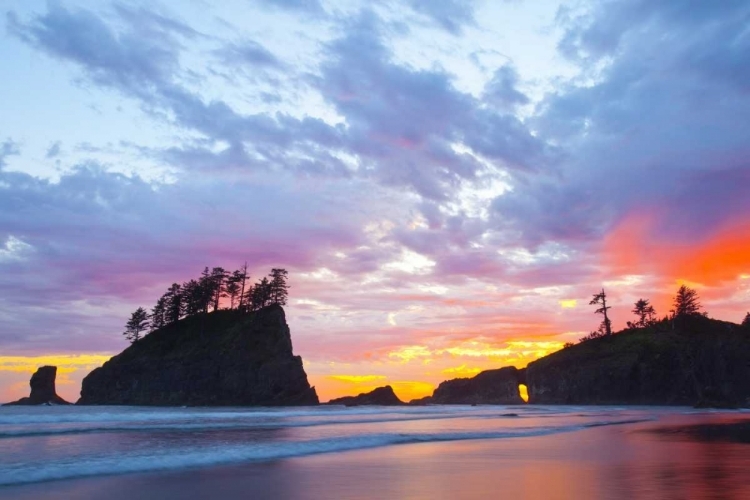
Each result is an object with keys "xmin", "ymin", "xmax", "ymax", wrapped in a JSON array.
[
  {"xmin": 225, "ymin": 275, "xmax": 241, "ymax": 309},
  {"xmin": 235, "ymin": 263, "xmax": 249, "ymax": 311},
  {"xmin": 150, "ymin": 296, "xmax": 167, "ymax": 331},
  {"xmin": 742, "ymin": 312, "xmax": 750, "ymax": 328},
  {"xmin": 165, "ymin": 283, "xmax": 183, "ymax": 324},
  {"xmin": 630, "ymin": 298, "xmax": 656, "ymax": 328},
  {"xmin": 589, "ymin": 288, "xmax": 612, "ymax": 336},
  {"xmin": 210, "ymin": 267, "xmax": 229, "ymax": 311},
  {"xmin": 124, "ymin": 307, "xmax": 149, "ymax": 343},
  {"xmin": 672, "ymin": 285, "xmax": 702, "ymax": 317},
  {"xmin": 269, "ymin": 268, "xmax": 289, "ymax": 306},
  {"xmin": 252, "ymin": 277, "xmax": 271, "ymax": 310}
]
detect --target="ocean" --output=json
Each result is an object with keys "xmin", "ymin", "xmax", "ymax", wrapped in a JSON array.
[{"xmin": 2, "ymin": 405, "xmax": 750, "ymax": 499}]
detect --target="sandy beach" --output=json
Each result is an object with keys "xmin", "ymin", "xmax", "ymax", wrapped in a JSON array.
[{"xmin": 2, "ymin": 409, "xmax": 749, "ymax": 500}]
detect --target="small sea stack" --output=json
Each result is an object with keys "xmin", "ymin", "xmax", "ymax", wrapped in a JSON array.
[
  {"xmin": 3, "ymin": 366, "xmax": 71, "ymax": 406},
  {"xmin": 327, "ymin": 386, "xmax": 404, "ymax": 406}
]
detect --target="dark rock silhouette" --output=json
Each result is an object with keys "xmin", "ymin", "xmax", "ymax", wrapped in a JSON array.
[
  {"xmin": 4, "ymin": 366, "xmax": 71, "ymax": 405},
  {"xmin": 526, "ymin": 315, "xmax": 750, "ymax": 407},
  {"xmin": 412, "ymin": 367, "xmax": 524, "ymax": 405},
  {"xmin": 327, "ymin": 385, "xmax": 404, "ymax": 406},
  {"xmin": 78, "ymin": 305, "xmax": 318, "ymax": 406}
]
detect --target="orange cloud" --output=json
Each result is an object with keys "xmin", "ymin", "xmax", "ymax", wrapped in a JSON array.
[{"xmin": 605, "ymin": 214, "xmax": 750, "ymax": 286}]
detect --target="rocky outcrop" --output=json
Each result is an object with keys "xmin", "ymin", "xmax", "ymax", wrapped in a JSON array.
[
  {"xmin": 4, "ymin": 366, "xmax": 71, "ymax": 405},
  {"xmin": 78, "ymin": 305, "xmax": 318, "ymax": 406},
  {"xmin": 526, "ymin": 315, "xmax": 750, "ymax": 407},
  {"xmin": 414, "ymin": 367, "xmax": 524, "ymax": 405},
  {"xmin": 327, "ymin": 386, "xmax": 404, "ymax": 406}
]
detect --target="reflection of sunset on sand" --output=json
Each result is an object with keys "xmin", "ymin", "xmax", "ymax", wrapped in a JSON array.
[{"xmin": 3, "ymin": 412, "xmax": 750, "ymax": 500}]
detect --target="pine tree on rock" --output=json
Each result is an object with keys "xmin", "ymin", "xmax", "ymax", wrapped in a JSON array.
[
  {"xmin": 269, "ymin": 268, "xmax": 289, "ymax": 306},
  {"xmin": 235, "ymin": 263, "xmax": 249, "ymax": 311},
  {"xmin": 631, "ymin": 298, "xmax": 656, "ymax": 328},
  {"xmin": 150, "ymin": 296, "xmax": 167, "ymax": 331},
  {"xmin": 672, "ymin": 285, "xmax": 702, "ymax": 318},
  {"xmin": 124, "ymin": 307, "xmax": 149, "ymax": 343},
  {"xmin": 589, "ymin": 288, "xmax": 613, "ymax": 336},
  {"xmin": 225, "ymin": 275, "xmax": 241, "ymax": 309},
  {"xmin": 165, "ymin": 283, "xmax": 183, "ymax": 324},
  {"xmin": 210, "ymin": 267, "xmax": 229, "ymax": 311},
  {"xmin": 252, "ymin": 277, "xmax": 271, "ymax": 310}
]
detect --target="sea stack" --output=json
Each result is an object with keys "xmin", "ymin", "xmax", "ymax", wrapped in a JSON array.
[
  {"xmin": 78, "ymin": 304, "xmax": 318, "ymax": 406},
  {"xmin": 412, "ymin": 367, "xmax": 525, "ymax": 405},
  {"xmin": 4, "ymin": 366, "xmax": 71, "ymax": 405},
  {"xmin": 327, "ymin": 386, "xmax": 404, "ymax": 406}
]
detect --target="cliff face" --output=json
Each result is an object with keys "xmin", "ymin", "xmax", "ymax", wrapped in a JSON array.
[
  {"xmin": 416, "ymin": 367, "xmax": 524, "ymax": 405},
  {"xmin": 527, "ymin": 316, "xmax": 750, "ymax": 407},
  {"xmin": 327, "ymin": 386, "xmax": 404, "ymax": 406},
  {"xmin": 4, "ymin": 366, "xmax": 71, "ymax": 405},
  {"xmin": 78, "ymin": 305, "xmax": 318, "ymax": 406}
]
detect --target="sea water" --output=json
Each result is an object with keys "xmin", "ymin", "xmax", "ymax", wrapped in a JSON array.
[{"xmin": 0, "ymin": 404, "xmax": 729, "ymax": 486}]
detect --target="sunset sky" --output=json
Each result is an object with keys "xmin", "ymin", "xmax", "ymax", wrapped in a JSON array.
[{"xmin": 1, "ymin": 0, "xmax": 749, "ymax": 403}]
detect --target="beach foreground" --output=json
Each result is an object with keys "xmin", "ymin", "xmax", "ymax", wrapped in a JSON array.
[{"xmin": 1, "ymin": 406, "xmax": 749, "ymax": 499}]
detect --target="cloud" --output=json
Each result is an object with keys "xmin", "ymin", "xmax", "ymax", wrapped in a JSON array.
[
  {"xmin": 0, "ymin": 139, "xmax": 20, "ymax": 169},
  {"xmin": 45, "ymin": 141, "xmax": 61, "ymax": 159},
  {"xmin": 252, "ymin": 0, "xmax": 325, "ymax": 15},
  {"xmin": 214, "ymin": 40, "xmax": 282, "ymax": 69},
  {"xmin": 491, "ymin": 0, "xmax": 750, "ymax": 261},
  {"xmin": 406, "ymin": 0, "xmax": 478, "ymax": 35},
  {"xmin": 315, "ymin": 10, "xmax": 548, "ymax": 200},
  {"xmin": 482, "ymin": 64, "xmax": 530, "ymax": 112}
]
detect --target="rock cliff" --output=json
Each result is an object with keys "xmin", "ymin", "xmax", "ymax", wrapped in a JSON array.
[
  {"xmin": 78, "ymin": 305, "xmax": 318, "ymax": 406},
  {"xmin": 4, "ymin": 366, "xmax": 71, "ymax": 405},
  {"xmin": 526, "ymin": 315, "xmax": 750, "ymax": 407},
  {"xmin": 327, "ymin": 386, "xmax": 404, "ymax": 406},
  {"xmin": 413, "ymin": 367, "xmax": 524, "ymax": 405}
]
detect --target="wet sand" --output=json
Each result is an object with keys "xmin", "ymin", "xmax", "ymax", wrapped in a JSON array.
[{"xmin": 3, "ymin": 414, "xmax": 750, "ymax": 500}]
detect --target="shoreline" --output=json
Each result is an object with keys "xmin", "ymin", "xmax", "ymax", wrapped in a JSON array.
[{"xmin": 2, "ymin": 411, "xmax": 750, "ymax": 499}]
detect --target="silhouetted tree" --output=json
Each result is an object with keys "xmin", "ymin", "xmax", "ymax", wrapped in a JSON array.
[
  {"xmin": 165, "ymin": 283, "xmax": 183, "ymax": 324},
  {"xmin": 630, "ymin": 298, "xmax": 656, "ymax": 328},
  {"xmin": 742, "ymin": 312, "xmax": 750, "ymax": 328},
  {"xmin": 181, "ymin": 279, "xmax": 204, "ymax": 316},
  {"xmin": 235, "ymin": 263, "xmax": 249, "ymax": 311},
  {"xmin": 589, "ymin": 288, "xmax": 612, "ymax": 336},
  {"xmin": 252, "ymin": 277, "xmax": 271, "ymax": 310},
  {"xmin": 269, "ymin": 268, "xmax": 289, "ymax": 305},
  {"xmin": 124, "ymin": 307, "xmax": 149, "ymax": 343},
  {"xmin": 672, "ymin": 285, "xmax": 702, "ymax": 317},
  {"xmin": 210, "ymin": 267, "xmax": 229, "ymax": 311},
  {"xmin": 225, "ymin": 275, "xmax": 241, "ymax": 309},
  {"xmin": 150, "ymin": 296, "xmax": 167, "ymax": 331}
]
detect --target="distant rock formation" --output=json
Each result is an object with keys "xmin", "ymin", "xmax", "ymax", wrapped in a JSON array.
[
  {"xmin": 78, "ymin": 305, "xmax": 318, "ymax": 406},
  {"xmin": 327, "ymin": 385, "xmax": 404, "ymax": 406},
  {"xmin": 4, "ymin": 366, "xmax": 71, "ymax": 405},
  {"xmin": 412, "ymin": 367, "xmax": 524, "ymax": 405},
  {"xmin": 526, "ymin": 315, "xmax": 750, "ymax": 407}
]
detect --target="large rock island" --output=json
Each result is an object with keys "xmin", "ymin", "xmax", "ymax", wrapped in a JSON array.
[
  {"xmin": 526, "ymin": 315, "xmax": 750, "ymax": 407},
  {"xmin": 78, "ymin": 304, "xmax": 318, "ymax": 406}
]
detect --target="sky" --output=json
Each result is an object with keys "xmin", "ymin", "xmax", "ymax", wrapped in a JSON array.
[{"xmin": 1, "ymin": 0, "xmax": 749, "ymax": 403}]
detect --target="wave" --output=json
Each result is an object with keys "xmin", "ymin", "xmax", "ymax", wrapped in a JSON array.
[
  {"xmin": 0, "ymin": 418, "xmax": 654, "ymax": 486},
  {"xmin": 0, "ymin": 412, "xmax": 488, "ymax": 439}
]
